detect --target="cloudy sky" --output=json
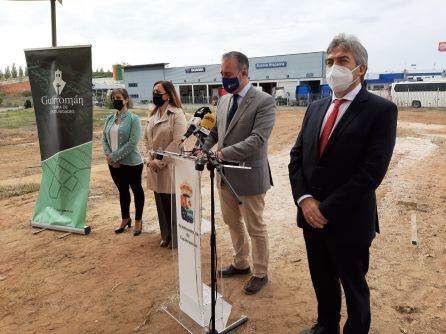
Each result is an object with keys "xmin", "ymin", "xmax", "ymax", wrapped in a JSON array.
[{"xmin": 1, "ymin": 0, "xmax": 445, "ymax": 74}]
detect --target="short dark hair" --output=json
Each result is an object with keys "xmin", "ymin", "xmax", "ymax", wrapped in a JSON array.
[{"xmin": 222, "ymin": 51, "xmax": 249, "ymax": 72}]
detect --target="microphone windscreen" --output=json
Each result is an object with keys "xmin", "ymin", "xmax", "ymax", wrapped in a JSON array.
[
  {"xmin": 200, "ymin": 113, "xmax": 217, "ymax": 133},
  {"xmin": 194, "ymin": 106, "xmax": 212, "ymax": 118}
]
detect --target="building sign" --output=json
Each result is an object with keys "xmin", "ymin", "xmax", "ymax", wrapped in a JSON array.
[
  {"xmin": 185, "ymin": 67, "xmax": 206, "ymax": 73},
  {"xmin": 439, "ymin": 42, "xmax": 446, "ymax": 52},
  {"xmin": 255, "ymin": 61, "xmax": 287, "ymax": 69}
]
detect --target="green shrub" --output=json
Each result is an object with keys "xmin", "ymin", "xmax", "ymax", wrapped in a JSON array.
[{"xmin": 24, "ymin": 99, "xmax": 32, "ymax": 109}]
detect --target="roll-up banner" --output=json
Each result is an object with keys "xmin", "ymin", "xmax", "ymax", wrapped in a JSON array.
[{"xmin": 25, "ymin": 45, "xmax": 92, "ymax": 234}]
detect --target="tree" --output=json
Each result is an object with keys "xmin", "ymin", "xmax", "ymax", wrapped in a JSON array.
[
  {"xmin": 0, "ymin": 97, "xmax": 3, "ymax": 106},
  {"xmin": 11, "ymin": 63, "xmax": 17, "ymax": 78},
  {"xmin": 4, "ymin": 66, "xmax": 11, "ymax": 79},
  {"xmin": 24, "ymin": 67, "xmax": 28, "ymax": 77},
  {"xmin": 0, "ymin": 69, "xmax": 3, "ymax": 80},
  {"xmin": 19, "ymin": 66, "xmax": 24, "ymax": 78}
]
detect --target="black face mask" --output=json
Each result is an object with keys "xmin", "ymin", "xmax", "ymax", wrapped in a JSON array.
[
  {"xmin": 153, "ymin": 93, "xmax": 166, "ymax": 107},
  {"xmin": 113, "ymin": 99, "xmax": 124, "ymax": 111}
]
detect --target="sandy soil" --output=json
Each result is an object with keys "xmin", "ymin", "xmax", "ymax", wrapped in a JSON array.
[{"xmin": 0, "ymin": 108, "xmax": 445, "ymax": 334}]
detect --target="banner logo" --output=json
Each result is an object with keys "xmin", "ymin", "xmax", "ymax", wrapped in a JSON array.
[
  {"xmin": 40, "ymin": 67, "xmax": 84, "ymax": 113},
  {"xmin": 53, "ymin": 69, "xmax": 66, "ymax": 95}
]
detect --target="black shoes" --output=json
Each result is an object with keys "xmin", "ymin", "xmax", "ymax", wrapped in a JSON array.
[
  {"xmin": 115, "ymin": 219, "xmax": 143, "ymax": 236},
  {"xmin": 244, "ymin": 275, "xmax": 268, "ymax": 295},
  {"xmin": 160, "ymin": 240, "xmax": 170, "ymax": 247},
  {"xmin": 298, "ymin": 323, "xmax": 340, "ymax": 334},
  {"xmin": 114, "ymin": 218, "xmax": 131, "ymax": 234},
  {"xmin": 218, "ymin": 264, "xmax": 251, "ymax": 277},
  {"xmin": 133, "ymin": 220, "xmax": 143, "ymax": 236}
]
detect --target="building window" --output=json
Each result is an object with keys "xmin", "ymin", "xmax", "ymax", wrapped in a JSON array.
[
  {"xmin": 130, "ymin": 94, "xmax": 139, "ymax": 98},
  {"xmin": 286, "ymin": 74, "xmax": 290, "ymax": 78},
  {"xmin": 266, "ymin": 75, "xmax": 269, "ymax": 79},
  {"xmin": 198, "ymin": 79, "xmax": 201, "ymax": 82},
  {"xmin": 128, "ymin": 83, "xmax": 138, "ymax": 87},
  {"xmin": 184, "ymin": 80, "xmax": 187, "ymax": 83}
]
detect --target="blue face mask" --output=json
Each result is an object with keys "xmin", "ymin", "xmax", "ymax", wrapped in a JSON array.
[{"xmin": 222, "ymin": 76, "xmax": 240, "ymax": 93}]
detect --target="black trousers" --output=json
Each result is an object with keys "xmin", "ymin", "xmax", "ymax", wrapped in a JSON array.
[
  {"xmin": 154, "ymin": 192, "xmax": 177, "ymax": 247},
  {"xmin": 303, "ymin": 228, "xmax": 371, "ymax": 334},
  {"xmin": 109, "ymin": 163, "xmax": 145, "ymax": 220}
]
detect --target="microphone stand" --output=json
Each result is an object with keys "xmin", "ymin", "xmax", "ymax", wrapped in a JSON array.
[{"xmin": 195, "ymin": 137, "xmax": 249, "ymax": 334}]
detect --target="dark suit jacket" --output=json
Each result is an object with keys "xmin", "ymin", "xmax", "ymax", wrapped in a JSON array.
[{"xmin": 288, "ymin": 87, "xmax": 398, "ymax": 244}]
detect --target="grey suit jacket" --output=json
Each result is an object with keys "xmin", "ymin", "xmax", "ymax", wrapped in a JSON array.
[{"xmin": 203, "ymin": 85, "xmax": 276, "ymax": 196}]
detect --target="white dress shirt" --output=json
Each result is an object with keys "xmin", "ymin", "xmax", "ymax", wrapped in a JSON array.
[{"xmin": 297, "ymin": 83, "xmax": 362, "ymax": 206}]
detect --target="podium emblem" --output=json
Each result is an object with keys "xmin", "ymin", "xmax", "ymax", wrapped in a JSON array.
[{"xmin": 180, "ymin": 182, "xmax": 193, "ymax": 224}]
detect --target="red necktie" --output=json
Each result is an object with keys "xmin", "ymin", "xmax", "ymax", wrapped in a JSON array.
[{"xmin": 319, "ymin": 99, "xmax": 346, "ymax": 156}]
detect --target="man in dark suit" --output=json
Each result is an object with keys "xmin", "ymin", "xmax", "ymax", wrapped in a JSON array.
[{"xmin": 289, "ymin": 34, "xmax": 398, "ymax": 334}]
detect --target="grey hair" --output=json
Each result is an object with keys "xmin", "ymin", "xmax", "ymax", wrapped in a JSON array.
[
  {"xmin": 222, "ymin": 51, "xmax": 249, "ymax": 72},
  {"xmin": 327, "ymin": 33, "xmax": 368, "ymax": 68}
]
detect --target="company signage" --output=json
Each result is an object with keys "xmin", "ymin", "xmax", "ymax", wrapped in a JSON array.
[
  {"xmin": 255, "ymin": 61, "xmax": 287, "ymax": 69},
  {"xmin": 185, "ymin": 67, "xmax": 206, "ymax": 73},
  {"xmin": 439, "ymin": 42, "xmax": 446, "ymax": 52}
]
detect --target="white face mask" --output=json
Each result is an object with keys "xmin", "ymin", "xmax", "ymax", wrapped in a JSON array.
[{"xmin": 326, "ymin": 64, "xmax": 361, "ymax": 94}]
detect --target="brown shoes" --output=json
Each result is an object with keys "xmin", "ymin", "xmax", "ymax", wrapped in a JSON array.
[
  {"xmin": 218, "ymin": 264, "xmax": 251, "ymax": 277},
  {"xmin": 244, "ymin": 275, "xmax": 268, "ymax": 295}
]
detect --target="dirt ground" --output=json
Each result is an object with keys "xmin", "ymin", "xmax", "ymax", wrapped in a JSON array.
[{"xmin": 0, "ymin": 108, "xmax": 445, "ymax": 334}]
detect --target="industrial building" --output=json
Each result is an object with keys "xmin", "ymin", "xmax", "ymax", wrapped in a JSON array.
[
  {"xmin": 122, "ymin": 52, "xmax": 327, "ymax": 104},
  {"xmin": 365, "ymin": 69, "xmax": 445, "ymax": 90}
]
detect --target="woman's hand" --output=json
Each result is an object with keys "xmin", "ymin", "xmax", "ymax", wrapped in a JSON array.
[
  {"xmin": 111, "ymin": 162, "xmax": 120, "ymax": 168},
  {"xmin": 106, "ymin": 155, "xmax": 113, "ymax": 164},
  {"xmin": 148, "ymin": 160, "xmax": 159, "ymax": 173}
]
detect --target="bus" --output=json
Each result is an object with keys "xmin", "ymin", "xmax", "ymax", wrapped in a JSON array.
[{"xmin": 390, "ymin": 79, "xmax": 446, "ymax": 108}]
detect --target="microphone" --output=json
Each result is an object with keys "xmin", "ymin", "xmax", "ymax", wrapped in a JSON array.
[
  {"xmin": 181, "ymin": 106, "xmax": 212, "ymax": 142},
  {"xmin": 194, "ymin": 113, "xmax": 217, "ymax": 148},
  {"xmin": 198, "ymin": 112, "xmax": 216, "ymax": 137},
  {"xmin": 182, "ymin": 117, "xmax": 202, "ymax": 142},
  {"xmin": 193, "ymin": 106, "xmax": 211, "ymax": 118}
]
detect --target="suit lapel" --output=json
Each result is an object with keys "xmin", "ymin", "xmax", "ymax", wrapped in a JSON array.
[
  {"xmin": 312, "ymin": 97, "xmax": 331, "ymax": 153},
  {"xmin": 321, "ymin": 87, "xmax": 369, "ymax": 157},
  {"xmin": 218, "ymin": 95, "xmax": 231, "ymax": 140},
  {"xmin": 225, "ymin": 86, "xmax": 256, "ymax": 137}
]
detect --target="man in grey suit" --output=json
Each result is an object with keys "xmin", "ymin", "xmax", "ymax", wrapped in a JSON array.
[{"xmin": 202, "ymin": 51, "xmax": 276, "ymax": 294}]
